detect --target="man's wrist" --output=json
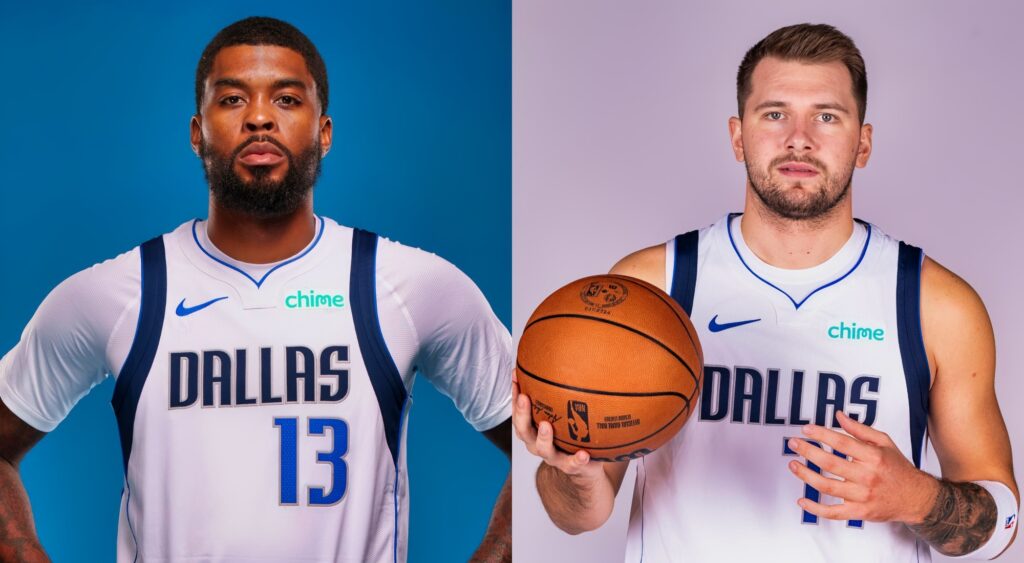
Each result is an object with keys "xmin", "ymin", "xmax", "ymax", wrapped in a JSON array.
[{"xmin": 904, "ymin": 470, "xmax": 941, "ymax": 526}]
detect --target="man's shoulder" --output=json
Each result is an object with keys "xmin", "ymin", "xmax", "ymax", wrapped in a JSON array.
[
  {"xmin": 609, "ymin": 217, "xmax": 722, "ymax": 292},
  {"xmin": 326, "ymin": 221, "xmax": 476, "ymax": 294},
  {"xmin": 47, "ymin": 245, "xmax": 142, "ymax": 319},
  {"xmin": 920, "ymin": 256, "xmax": 986, "ymax": 319},
  {"xmin": 72, "ymin": 221, "xmax": 195, "ymax": 289},
  {"xmin": 610, "ymin": 243, "xmax": 667, "ymax": 291},
  {"xmin": 321, "ymin": 218, "xmax": 441, "ymax": 260}
]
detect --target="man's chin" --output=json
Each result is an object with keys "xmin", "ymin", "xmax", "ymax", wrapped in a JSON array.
[{"xmin": 235, "ymin": 162, "xmax": 288, "ymax": 183}]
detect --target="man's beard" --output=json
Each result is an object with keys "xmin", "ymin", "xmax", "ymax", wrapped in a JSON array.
[
  {"xmin": 201, "ymin": 135, "xmax": 322, "ymax": 218},
  {"xmin": 745, "ymin": 153, "xmax": 854, "ymax": 221}
]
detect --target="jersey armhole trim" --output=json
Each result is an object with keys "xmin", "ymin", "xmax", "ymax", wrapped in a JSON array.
[
  {"xmin": 896, "ymin": 242, "xmax": 930, "ymax": 469},
  {"xmin": 351, "ymin": 229, "xmax": 408, "ymax": 465},
  {"xmin": 108, "ymin": 292, "xmax": 143, "ymax": 378},
  {"xmin": 376, "ymin": 270, "xmax": 420, "ymax": 390},
  {"xmin": 111, "ymin": 236, "xmax": 167, "ymax": 472},
  {"xmin": 670, "ymin": 230, "xmax": 699, "ymax": 316}
]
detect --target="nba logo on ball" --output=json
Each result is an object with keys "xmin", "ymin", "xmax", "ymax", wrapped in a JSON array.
[
  {"xmin": 567, "ymin": 400, "xmax": 591, "ymax": 442},
  {"xmin": 580, "ymin": 282, "xmax": 628, "ymax": 308}
]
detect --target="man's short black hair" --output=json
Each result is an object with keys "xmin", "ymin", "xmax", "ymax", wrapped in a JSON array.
[{"xmin": 195, "ymin": 16, "xmax": 329, "ymax": 115}]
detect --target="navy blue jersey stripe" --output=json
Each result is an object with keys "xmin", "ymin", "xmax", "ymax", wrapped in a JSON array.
[
  {"xmin": 670, "ymin": 230, "xmax": 699, "ymax": 315},
  {"xmin": 896, "ymin": 242, "xmax": 930, "ymax": 468},
  {"xmin": 351, "ymin": 229, "xmax": 407, "ymax": 465},
  {"xmin": 112, "ymin": 236, "xmax": 167, "ymax": 472}
]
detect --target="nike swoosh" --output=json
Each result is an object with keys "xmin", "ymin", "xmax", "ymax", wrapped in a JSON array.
[
  {"xmin": 708, "ymin": 314, "xmax": 761, "ymax": 333},
  {"xmin": 176, "ymin": 296, "xmax": 229, "ymax": 317}
]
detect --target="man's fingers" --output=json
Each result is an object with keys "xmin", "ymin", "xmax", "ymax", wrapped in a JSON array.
[
  {"xmin": 534, "ymin": 420, "xmax": 558, "ymax": 459},
  {"xmin": 535, "ymin": 424, "xmax": 596, "ymax": 475},
  {"xmin": 787, "ymin": 438, "xmax": 867, "ymax": 483},
  {"xmin": 512, "ymin": 392, "xmax": 537, "ymax": 446},
  {"xmin": 835, "ymin": 410, "xmax": 894, "ymax": 446},
  {"xmin": 801, "ymin": 424, "xmax": 875, "ymax": 462},
  {"xmin": 798, "ymin": 497, "xmax": 860, "ymax": 521},
  {"xmin": 788, "ymin": 460, "xmax": 867, "ymax": 503},
  {"xmin": 513, "ymin": 394, "xmax": 599, "ymax": 476}
]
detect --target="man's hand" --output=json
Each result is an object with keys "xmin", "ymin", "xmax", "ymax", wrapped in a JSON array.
[
  {"xmin": 786, "ymin": 410, "xmax": 939, "ymax": 524},
  {"xmin": 513, "ymin": 377, "xmax": 604, "ymax": 482},
  {"xmin": 513, "ymin": 374, "xmax": 627, "ymax": 534}
]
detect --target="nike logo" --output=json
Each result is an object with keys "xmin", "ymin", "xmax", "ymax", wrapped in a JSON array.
[
  {"xmin": 175, "ymin": 296, "xmax": 229, "ymax": 317},
  {"xmin": 708, "ymin": 314, "xmax": 761, "ymax": 333}
]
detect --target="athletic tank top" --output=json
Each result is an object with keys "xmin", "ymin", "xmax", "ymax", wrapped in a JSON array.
[
  {"xmin": 624, "ymin": 214, "xmax": 931, "ymax": 563},
  {"xmin": 112, "ymin": 220, "xmax": 409, "ymax": 562}
]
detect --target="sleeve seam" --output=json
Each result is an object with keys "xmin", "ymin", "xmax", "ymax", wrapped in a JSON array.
[{"xmin": 0, "ymin": 382, "xmax": 57, "ymax": 433}]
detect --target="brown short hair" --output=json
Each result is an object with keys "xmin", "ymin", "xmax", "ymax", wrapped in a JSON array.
[{"xmin": 737, "ymin": 23, "xmax": 867, "ymax": 123}]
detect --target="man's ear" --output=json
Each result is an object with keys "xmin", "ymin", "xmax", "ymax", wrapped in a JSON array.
[{"xmin": 190, "ymin": 114, "xmax": 203, "ymax": 156}]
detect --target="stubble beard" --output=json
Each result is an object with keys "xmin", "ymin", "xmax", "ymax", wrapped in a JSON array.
[
  {"xmin": 745, "ymin": 153, "xmax": 855, "ymax": 222},
  {"xmin": 201, "ymin": 135, "xmax": 322, "ymax": 219}
]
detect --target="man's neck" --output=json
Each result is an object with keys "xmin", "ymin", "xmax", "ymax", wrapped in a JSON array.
[
  {"xmin": 206, "ymin": 199, "xmax": 317, "ymax": 264},
  {"xmin": 740, "ymin": 185, "xmax": 855, "ymax": 270}
]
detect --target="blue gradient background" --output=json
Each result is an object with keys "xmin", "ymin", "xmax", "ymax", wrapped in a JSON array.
[{"xmin": 0, "ymin": 2, "xmax": 509, "ymax": 561}]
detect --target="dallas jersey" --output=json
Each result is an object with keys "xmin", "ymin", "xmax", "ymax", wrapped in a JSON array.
[
  {"xmin": 624, "ymin": 214, "xmax": 932, "ymax": 562},
  {"xmin": 0, "ymin": 216, "xmax": 512, "ymax": 562}
]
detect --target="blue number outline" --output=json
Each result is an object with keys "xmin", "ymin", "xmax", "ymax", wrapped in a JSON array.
[
  {"xmin": 273, "ymin": 417, "xmax": 300, "ymax": 505},
  {"xmin": 274, "ymin": 416, "xmax": 350, "ymax": 506},
  {"xmin": 308, "ymin": 418, "xmax": 349, "ymax": 506},
  {"xmin": 783, "ymin": 437, "xmax": 864, "ymax": 528}
]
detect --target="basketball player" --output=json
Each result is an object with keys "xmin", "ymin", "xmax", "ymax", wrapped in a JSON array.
[
  {"xmin": 0, "ymin": 17, "xmax": 511, "ymax": 562},
  {"xmin": 514, "ymin": 23, "xmax": 1018, "ymax": 561}
]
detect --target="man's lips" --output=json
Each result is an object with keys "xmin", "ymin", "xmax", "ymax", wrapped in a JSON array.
[
  {"xmin": 237, "ymin": 142, "xmax": 286, "ymax": 166},
  {"xmin": 777, "ymin": 162, "xmax": 819, "ymax": 177}
]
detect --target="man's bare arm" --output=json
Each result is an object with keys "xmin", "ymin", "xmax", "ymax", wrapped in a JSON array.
[
  {"xmin": 908, "ymin": 479, "xmax": 999, "ymax": 556},
  {"xmin": 913, "ymin": 257, "xmax": 1018, "ymax": 557},
  {"xmin": 470, "ymin": 418, "xmax": 512, "ymax": 562},
  {"xmin": 0, "ymin": 398, "xmax": 48, "ymax": 562},
  {"xmin": 533, "ymin": 450, "xmax": 629, "ymax": 535},
  {"xmin": 515, "ymin": 385, "xmax": 629, "ymax": 534},
  {"xmin": 516, "ymin": 243, "xmax": 665, "ymax": 534}
]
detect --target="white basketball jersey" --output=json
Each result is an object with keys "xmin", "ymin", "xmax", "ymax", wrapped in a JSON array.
[
  {"xmin": 113, "ymin": 219, "xmax": 411, "ymax": 562},
  {"xmin": 624, "ymin": 214, "xmax": 932, "ymax": 563}
]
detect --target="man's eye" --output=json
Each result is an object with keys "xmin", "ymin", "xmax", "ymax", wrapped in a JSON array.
[
  {"xmin": 767, "ymin": 111, "xmax": 783, "ymax": 120},
  {"xmin": 222, "ymin": 95, "xmax": 243, "ymax": 105},
  {"xmin": 819, "ymin": 113, "xmax": 835, "ymax": 123},
  {"xmin": 279, "ymin": 95, "xmax": 300, "ymax": 105}
]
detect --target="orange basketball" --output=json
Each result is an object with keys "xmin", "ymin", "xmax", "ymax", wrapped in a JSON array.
[{"xmin": 517, "ymin": 275, "xmax": 703, "ymax": 461}]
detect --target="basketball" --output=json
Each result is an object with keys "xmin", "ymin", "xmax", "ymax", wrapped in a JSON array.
[{"xmin": 517, "ymin": 275, "xmax": 703, "ymax": 461}]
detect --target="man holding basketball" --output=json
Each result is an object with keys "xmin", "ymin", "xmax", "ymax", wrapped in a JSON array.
[{"xmin": 514, "ymin": 23, "xmax": 1018, "ymax": 561}]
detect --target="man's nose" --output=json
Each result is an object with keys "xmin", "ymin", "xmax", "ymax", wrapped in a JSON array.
[
  {"xmin": 785, "ymin": 120, "xmax": 814, "ymax": 152},
  {"xmin": 244, "ymin": 99, "xmax": 276, "ymax": 132}
]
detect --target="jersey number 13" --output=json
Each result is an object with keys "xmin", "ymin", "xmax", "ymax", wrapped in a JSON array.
[{"xmin": 274, "ymin": 417, "xmax": 349, "ymax": 506}]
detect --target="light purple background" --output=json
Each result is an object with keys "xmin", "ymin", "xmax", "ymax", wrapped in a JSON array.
[{"xmin": 513, "ymin": 1, "xmax": 1024, "ymax": 561}]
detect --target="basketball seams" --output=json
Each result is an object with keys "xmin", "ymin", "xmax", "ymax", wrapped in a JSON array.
[
  {"xmin": 516, "ymin": 362, "xmax": 690, "ymax": 402},
  {"xmin": 517, "ymin": 363, "xmax": 693, "ymax": 455},
  {"xmin": 523, "ymin": 313, "xmax": 700, "ymax": 390},
  {"xmin": 519, "ymin": 274, "xmax": 703, "ymax": 461},
  {"xmin": 605, "ymin": 274, "xmax": 703, "ymax": 367},
  {"xmin": 588, "ymin": 274, "xmax": 705, "ymax": 403}
]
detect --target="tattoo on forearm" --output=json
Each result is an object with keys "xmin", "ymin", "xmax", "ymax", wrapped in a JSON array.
[{"xmin": 908, "ymin": 479, "xmax": 998, "ymax": 556}]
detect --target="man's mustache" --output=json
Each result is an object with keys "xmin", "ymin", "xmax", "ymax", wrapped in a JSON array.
[{"xmin": 231, "ymin": 135, "xmax": 293, "ymax": 161}]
